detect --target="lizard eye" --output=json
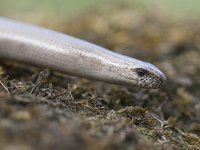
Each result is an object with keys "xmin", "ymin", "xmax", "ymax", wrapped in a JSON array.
[{"xmin": 135, "ymin": 68, "xmax": 148, "ymax": 77}]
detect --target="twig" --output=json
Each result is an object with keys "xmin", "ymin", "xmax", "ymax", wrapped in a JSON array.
[{"xmin": 0, "ymin": 80, "xmax": 10, "ymax": 95}]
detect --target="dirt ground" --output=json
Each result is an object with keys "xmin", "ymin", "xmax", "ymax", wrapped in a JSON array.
[{"xmin": 0, "ymin": 3, "xmax": 200, "ymax": 150}]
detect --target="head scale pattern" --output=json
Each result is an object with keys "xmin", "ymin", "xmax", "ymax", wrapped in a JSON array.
[{"xmin": 132, "ymin": 68, "xmax": 164, "ymax": 88}]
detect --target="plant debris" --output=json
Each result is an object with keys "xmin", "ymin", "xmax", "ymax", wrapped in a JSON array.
[{"xmin": 0, "ymin": 2, "xmax": 200, "ymax": 150}]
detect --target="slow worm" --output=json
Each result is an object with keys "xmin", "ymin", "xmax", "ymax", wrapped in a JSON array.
[{"xmin": 0, "ymin": 17, "xmax": 166, "ymax": 88}]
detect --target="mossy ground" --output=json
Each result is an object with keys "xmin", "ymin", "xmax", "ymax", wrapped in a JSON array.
[{"xmin": 0, "ymin": 3, "xmax": 200, "ymax": 150}]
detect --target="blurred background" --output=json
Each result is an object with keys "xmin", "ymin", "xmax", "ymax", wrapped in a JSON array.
[
  {"xmin": 0, "ymin": 0, "xmax": 200, "ymax": 150},
  {"xmin": 0, "ymin": 0, "xmax": 200, "ymax": 26}
]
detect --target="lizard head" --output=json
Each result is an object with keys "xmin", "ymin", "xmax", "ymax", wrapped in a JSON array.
[{"xmin": 131, "ymin": 63, "xmax": 166, "ymax": 88}]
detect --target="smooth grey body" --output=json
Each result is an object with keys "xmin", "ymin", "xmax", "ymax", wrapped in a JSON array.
[{"xmin": 0, "ymin": 17, "xmax": 166, "ymax": 88}]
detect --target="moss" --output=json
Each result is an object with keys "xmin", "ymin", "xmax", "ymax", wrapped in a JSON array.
[{"xmin": 0, "ymin": 2, "xmax": 200, "ymax": 150}]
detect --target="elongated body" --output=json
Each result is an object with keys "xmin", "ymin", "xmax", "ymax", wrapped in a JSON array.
[{"xmin": 0, "ymin": 17, "xmax": 166, "ymax": 88}]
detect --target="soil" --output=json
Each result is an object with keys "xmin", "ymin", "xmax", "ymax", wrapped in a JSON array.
[{"xmin": 0, "ymin": 3, "xmax": 200, "ymax": 150}]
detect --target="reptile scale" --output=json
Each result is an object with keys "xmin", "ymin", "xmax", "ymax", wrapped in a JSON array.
[{"xmin": 0, "ymin": 17, "xmax": 166, "ymax": 88}]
